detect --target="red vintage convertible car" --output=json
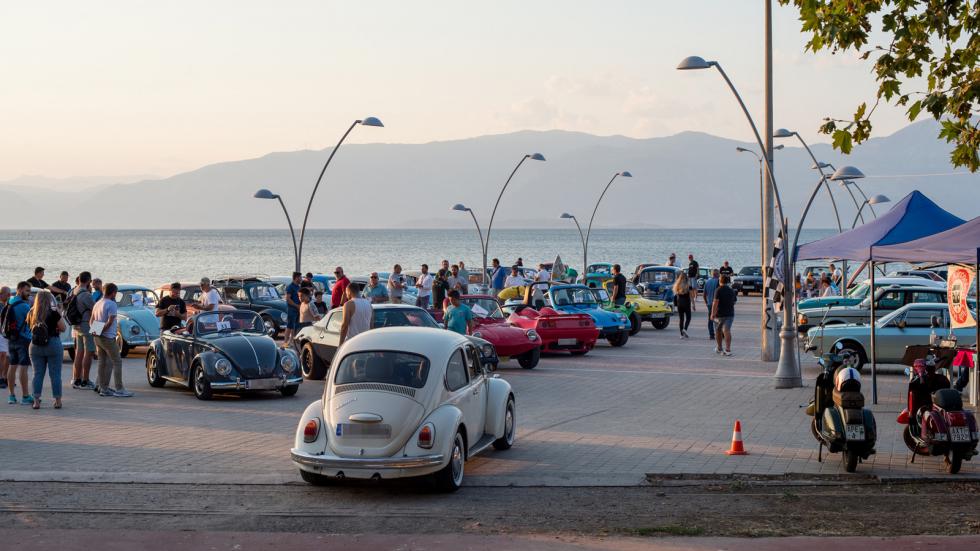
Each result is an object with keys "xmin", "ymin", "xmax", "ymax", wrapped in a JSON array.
[
  {"xmin": 501, "ymin": 302, "xmax": 598, "ymax": 356},
  {"xmin": 430, "ymin": 295, "xmax": 543, "ymax": 369}
]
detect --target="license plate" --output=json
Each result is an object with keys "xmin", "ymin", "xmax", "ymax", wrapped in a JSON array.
[
  {"xmin": 951, "ymin": 426, "xmax": 970, "ymax": 442},
  {"xmin": 648, "ymin": 313, "xmax": 665, "ymax": 319},
  {"xmin": 845, "ymin": 425, "xmax": 865, "ymax": 441},
  {"xmin": 743, "ymin": 284, "xmax": 755, "ymax": 289},
  {"xmin": 338, "ymin": 423, "xmax": 391, "ymax": 438},
  {"xmin": 246, "ymin": 378, "xmax": 281, "ymax": 390},
  {"xmin": 557, "ymin": 338, "xmax": 577, "ymax": 346}
]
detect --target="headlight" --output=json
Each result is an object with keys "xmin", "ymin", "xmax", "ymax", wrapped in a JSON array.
[
  {"xmin": 472, "ymin": 331, "xmax": 483, "ymax": 339},
  {"xmin": 481, "ymin": 343, "xmax": 495, "ymax": 357},
  {"xmin": 130, "ymin": 325, "xmax": 141, "ymax": 335},
  {"xmin": 799, "ymin": 314, "xmax": 809, "ymax": 325},
  {"xmin": 281, "ymin": 354, "xmax": 296, "ymax": 372},
  {"xmin": 526, "ymin": 329, "xmax": 539, "ymax": 341},
  {"xmin": 618, "ymin": 314, "xmax": 627, "ymax": 322},
  {"xmin": 215, "ymin": 358, "xmax": 232, "ymax": 376},
  {"xmin": 279, "ymin": 312, "xmax": 287, "ymax": 322}
]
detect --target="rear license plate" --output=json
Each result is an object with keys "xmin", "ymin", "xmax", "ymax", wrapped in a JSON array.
[
  {"xmin": 845, "ymin": 425, "xmax": 865, "ymax": 441},
  {"xmin": 648, "ymin": 313, "xmax": 665, "ymax": 319},
  {"xmin": 338, "ymin": 423, "xmax": 391, "ymax": 438},
  {"xmin": 557, "ymin": 338, "xmax": 577, "ymax": 346},
  {"xmin": 951, "ymin": 426, "xmax": 970, "ymax": 442}
]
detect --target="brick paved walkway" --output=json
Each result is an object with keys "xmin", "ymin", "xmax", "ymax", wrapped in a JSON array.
[{"xmin": 1, "ymin": 297, "xmax": 975, "ymax": 485}]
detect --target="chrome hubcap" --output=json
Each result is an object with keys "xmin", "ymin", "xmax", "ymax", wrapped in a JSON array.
[
  {"xmin": 264, "ymin": 320, "xmax": 275, "ymax": 336},
  {"xmin": 302, "ymin": 349, "xmax": 312, "ymax": 376},
  {"xmin": 505, "ymin": 405, "xmax": 515, "ymax": 444},
  {"xmin": 147, "ymin": 355, "xmax": 157, "ymax": 380},
  {"xmin": 195, "ymin": 368, "xmax": 205, "ymax": 394},
  {"xmin": 451, "ymin": 435, "xmax": 464, "ymax": 486}
]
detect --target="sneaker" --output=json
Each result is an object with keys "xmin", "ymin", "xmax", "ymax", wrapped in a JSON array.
[
  {"xmin": 714, "ymin": 347, "xmax": 721, "ymax": 355},
  {"xmin": 99, "ymin": 388, "xmax": 117, "ymax": 397},
  {"xmin": 682, "ymin": 331, "xmax": 689, "ymax": 339},
  {"xmin": 7, "ymin": 395, "xmax": 16, "ymax": 405},
  {"xmin": 21, "ymin": 395, "xmax": 34, "ymax": 405},
  {"xmin": 82, "ymin": 380, "xmax": 97, "ymax": 390},
  {"xmin": 72, "ymin": 379, "xmax": 84, "ymax": 389},
  {"xmin": 722, "ymin": 350, "xmax": 733, "ymax": 356},
  {"xmin": 113, "ymin": 388, "xmax": 134, "ymax": 398}
]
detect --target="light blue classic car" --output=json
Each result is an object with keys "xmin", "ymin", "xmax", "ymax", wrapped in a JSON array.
[
  {"xmin": 115, "ymin": 285, "xmax": 162, "ymax": 357},
  {"xmin": 804, "ymin": 303, "xmax": 977, "ymax": 371}
]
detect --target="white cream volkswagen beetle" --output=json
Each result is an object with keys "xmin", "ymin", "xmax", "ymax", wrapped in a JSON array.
[{"xmin": 291, "ymin": 327, "xmax": 516, "ymax": 491}]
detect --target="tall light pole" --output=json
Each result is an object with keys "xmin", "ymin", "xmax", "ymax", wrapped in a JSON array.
[
  {"xmin": 736, "ymin": 144, "xmax": 782, "ymax": 272},
  {"xmin": 296, "ymin": 116, "xmax": 383, "ymax": 271},
  {"xmin": 851, "ymin": 195, "xmax": 890, "ymax": 228},
  {"xmin": 484, "ymin": 153, "xmax": 546, "ymax": 262},
  {"xmin": 254, "ymin": 188, "xmax": 299, "ymax": 272},
  {"xmin": 584, "ymin": 171, "xmax": 632, "ymax": 272},
  {"xmin": 452, "ymin": 203, "xmax": 487, "ymax": 286},
  {"xmin": 560, "ymin": 213, "xmax": 586, "ymax": 275},
  {"xmin": 677, "ymin": 55, "xmax": 799, "ymax": 387}
]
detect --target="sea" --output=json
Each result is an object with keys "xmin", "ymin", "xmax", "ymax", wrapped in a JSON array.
[{"xmin": 0, "ymin": 228, "xmax": 838, "ymax": 287}]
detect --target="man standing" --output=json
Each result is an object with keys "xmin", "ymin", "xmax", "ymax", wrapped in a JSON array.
[
  {"xmin": 504, "ymin": 265, "xmax": 524, "ymax": 289},
  {"xmin": 490, "ymin": 258, "xmax": 506, "ymax": 294},
  {"xmin": 92, "ymin": 278, "xmax": 104, "ymax": 302},
  {"xmin": 91, "ymin": 283, "xmax": 133, "ymax": 397},
  {"xmin": 363, "ymin": 272, "xmax": 389, "ymax": 304},
  {"xmin": 196, "ymin": 277, "xmax": 221, "ymax": 312},
  {"xmin": 283, "ymin": 272, "xmax": 302, "ymax": 347},
  {"xmin": 331, "ymin": 267, "xmax": 351, "ymax": 310},
  {"xmin": 339, "ymin": 285, "xmax": 372, "ymax": 345},
  {"xmin": 70, "ymin": 272, "xmax": 97, "ymax": 390},
  {"xmin": 51, "ymin": 271, "xmax": 72, "ymax": 297},
  {"xmin": 611, "ymin": 264, "xmax": 628, "ymax": 306},
  {"xmin": 432, "ymin": 269, "xmax": 449, "ymax": 310},
  {"xmin": 719, "ymin": 261, "xmax": 734, "ymax": 278},
  {"xmin": 710, "ymin": 275, "xmax": 737, "ymax": 357},
  {"xmin": 415, "ymin": 264, "xmax": 433, "ymax": 309},
  {"xmin": 687, "ymin": 254, "xmax": 700, "ymax": 311},
  {"xmin": 457, "ymin": 261, "xmax": 470, "ymax": 289},
  {"xmin": 535, "ymin": 263, "xmax": 551, "ymax": 283},
  {"xmin": 666, "ymin": 254, "xmax": 677, "ymax": 267},
  {"xmin": 444, "ymin": 290, "xmax": 475, "ymax": 335},
  {"xmin": 830, "ymin": 263, "xmax": 843, "ymax": 293},
  {"xmin": 5, "ymin": 282, "xmax": 33, "ymax": 404},
  {"xmin": 301, "ymin": 273, "xmax": 315, "ymax": 290},
  {"xmin": 447, "ymin": 265, "xmax": 464, "ymax": 293},
  {"xmin": 0, "ymin": 286, "xmax": 8, "ymax": 389},
  {"xmin": 387, "ymin": 264, "xmax": 406, "ymax": 304},
  {"xmin": 702, "ymin": 269, "xmax": 720, "ymax": 340},
  {"xmin": 27, "ymin": 267, "xmax": 49, "ymax": 290},
  {"xmin": 155, "ymin": 282, "xmax": 187, "ymax": 332}
]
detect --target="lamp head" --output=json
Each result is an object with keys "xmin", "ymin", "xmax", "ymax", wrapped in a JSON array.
[
  {"xmin": 619, "ymin": 171, "xmax": 633, "ymax": 178},
  {"xmin": 359, "ymin": 116, "xmax": 384, "ymax": 127},
  {"xmin": 452, "ymin": 203, "xmax": 470, "ymax": 212},
  {"xmin": 560, "ymin": 213, "xmax": 575, "ymax": 219},
  {"xmin": 773, "ymin": 144, "xmax": 784, "ymax": 150},
  {"xmin": 735, "ymin": 146, "xmax": 749, "ymax": 153},
  {"xmin": 529, "ymin": 153, "xmax": 546, "ymax": 161},
  {"xmin": 811, "ymin": 161, "xmax": 831, "ymax": 169},
  {"xmin": 676, "ymin": 56, "xmax": 715, "ymax": 70},
  {"xmin": 253, "ymin": 188, "xmax": 278, "ymax": 200},
  {"xmin": 868, "ymin": 194, "xmax": 890, "ymax": 205},
  {"xmin": 830, "ymin": 165, "xmax": 865, "ymax": 181},
  {"xmin": 773, "ymin": 128, "xmax": 795, "ymax": 139}
]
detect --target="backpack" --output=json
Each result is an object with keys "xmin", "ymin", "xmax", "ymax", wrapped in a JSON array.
[
  {"xmin": 64, "ymin": 291, "xmax": 84, "ymax": 325},
  {"xmin": 1, "ymin": 303, "xmax": 17, "ymax": 340},
  {"xmin": 31, "ymin": 318, "xmax": 49, "ymax": 346}
]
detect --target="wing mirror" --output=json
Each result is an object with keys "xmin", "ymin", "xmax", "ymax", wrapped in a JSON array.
[{"xmin": 897, "ymin": 320, "xmax": 907, "ymax": 329}]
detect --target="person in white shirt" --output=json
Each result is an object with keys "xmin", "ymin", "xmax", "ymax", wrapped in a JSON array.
[
  {"xmin": 197, "ymin": 277, "xmax": 222, "ymax": 312},
  {"xmin": 504, "ymin": 265, "xmax": 524, "ymax": 288},
  {"xmin": 415, "ymin": 264, "xmax": 433, "ymax": 309},
  {"xmin": 535, "ymin": 264, "xmax": 551, "ymax": 282}
]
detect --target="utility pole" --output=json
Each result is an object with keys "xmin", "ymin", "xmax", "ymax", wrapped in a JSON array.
[{"xmin": 761, "ymin": 0, "xmax": 778, "ymax": 361}]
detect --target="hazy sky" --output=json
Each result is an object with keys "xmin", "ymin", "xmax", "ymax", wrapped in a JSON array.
[{"xmin": 1, "ymin": 1, "xmax": 914, "ymax": 181}]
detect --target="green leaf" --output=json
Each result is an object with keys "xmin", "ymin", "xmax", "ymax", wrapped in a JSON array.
[
  {"xmin": 907, "ymin": 100, "xmax": 923, "ymax": 120},
  {"xmin": 832, "ymin": 129, "xmax": 853, "ymax": 154}
]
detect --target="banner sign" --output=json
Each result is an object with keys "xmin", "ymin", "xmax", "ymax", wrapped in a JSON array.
[{"xmin": 947, "ymin": 265, "xmax": 976, "ymax": 329}]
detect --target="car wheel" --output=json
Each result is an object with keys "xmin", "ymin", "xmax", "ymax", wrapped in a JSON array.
[
  {"xmin": 192, "ymin": 363, "xmax": 213, "ymax": 400},
  {"xmin": 741, "ymin": 290, "xmax": 749, "ymax": 296},
  {"xmin": 299, "ymin": 469, "xmax": 335, "ymax": 486},
  {"xmin": 262, "ymin": 315, "xmax": 277, "ymax": 338},
  {"xmin": 835, "ymin": 342, "xmax": 867, "ymax": 372},
  {"xmin": 628, "ymin": 312, "xmax": 642, "ymax": 336},
  {"xmin": 607, "ymin": 330, "xmax": 629, "ymax": 347},
  {"xmin": 301, "ymin": 343, "xmax": 328, "ymax": 380},
  {"xmin": 517, "ymin": 347, "xmax": 540, "ymax": 369},
  {"xmin": 117, "ymin": 336, "xmax": 130, "ymax": 358},
  {"xmin": 434, "ymin": 431, "xmax": 465, "ymax": 492},
  {"xmin": 492, "ymin": 397, "xmax": 516, "ymax": 450},
  {"xmin": 145, "ymin": 351, "xmax": 166, "ymax": 388},
  {"xmin": 651, "ymin": 318, "xmax": 669, "ymax": 330},
  {"xmin": 280, "ymin": 385, "xmax": 299, "ymax": 397}
]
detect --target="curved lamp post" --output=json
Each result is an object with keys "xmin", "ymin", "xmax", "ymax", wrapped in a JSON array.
[
  {"xmin": 296, "ymin": 116, "xmax": 384, "ymax": 271},
  {"xmin": 583, "ymin": 171, "xmax": 632, "ymax": 272},
  {"xmin": 678, "ymin": 55, "xmax": 799, "ymax": 388},
  {"xmin": 813, "ymin": 161, "xmax": 864, "ymax": 224},
  {"xmin": 736, "ymin": 144, "xmax": 782, "ymax": 269},
  {"xmin": 254, "ymin": 188, "xmax": 299, "ymax": 272},
  {"xmin": 816, "ymin": 161, "xmax": 877, "ymax": 222},
  {"xmin": 851, "ymin": 194, "xmax": 890, "ymax": 228},
  {"xmin": 484, "ymin": 153, "xmax": 546, "ymax": 261},
  {"xmin": 560, "ymin": 212, "xmax": 586, "ymax": 274},
  {"xmin": 452, "ymin": 203, "xmax": 487, "ymax": 286}
]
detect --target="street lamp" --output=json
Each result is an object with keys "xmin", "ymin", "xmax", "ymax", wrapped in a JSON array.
[
  {"xmin": 484, "ymin": 153, "xmax": 546, "ymax": 262},
  {"xmin": 736, "ymin": 144, "xmax": 782, "ymax": 270},
  {"xmin": 560, "ymin": 212, "xmax": 586, "ymax": 275},
  {"xmin": 452, "ymin": 203, "xmax": 487, "ymax": 286},
  {"xmin": 678, "ymin": 55, "xmax": 799, "ymax": 388},
  {"xmin": 584, "ymin": 171, "xmax": 632, "ymax": 272},
  {"xmin": 851, "ymin": 194, "xmax": 890, "ymax": 228},
  {"xmin": 773, "ymin": 129, "xmax": 843, "ymax": 234},
  {"xmin": 254, "ymin": 188, "xmax": 299, "ymax": 272},
  {"xmin": 296, "ymin": 116, "xmax": 384, "ymax": 271},
  {"xmin": 815, "ymin": 162, "xmax": 877, "ymax": 222}
]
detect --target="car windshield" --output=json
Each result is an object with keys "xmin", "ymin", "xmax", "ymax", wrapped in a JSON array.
[
  {"xmin": 591, "ymin": 288, "xmax": 611, "ymax": 302},
  {"xmin": 195, "ymin": 311, "xmax": 264, "ymax": 336},
  {"xmin": 624, "ymin": 282, "xmax": 641, "ymax": 295},
  {"xmin": 462, "ymin": 298, "xmax": 504, "ymax": 319},
  {"xmin": 639, "ymin": 270, "xmax": 675, "ymax": 284},
  {"xmin": 588, "ymin": 264, "xmax": 611, "ymax": 274},
  {"xmin": 551, "ymin": 287, "xmax": 598, "ymax": 306},
  {"xmin": 372, "ymin": 308, "xmax": 440, "ymax": 328},
  {"xmin": 117, "ymin": 289, "xmax": 158, "ymax": 308},
  {"xmin": 847, "ymin": 283, "xmax": 871, "ymax": 299},
  {"xmin": 739, "ymin": 267, "xmax": 762, "ymax": 276},
  {"xmin": 334, "ymin": 351, "xmax": 430, "ymax": 389},
  {"xmin": 248, "ymin": 284, "xmax": 280, "ymax": 300}
]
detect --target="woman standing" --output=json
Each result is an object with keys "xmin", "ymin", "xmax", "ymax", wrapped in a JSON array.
[
  {"xmin": 27, "ymin": 290, "xmax": 66, "ymax": 409},
  {"xmin": 673, "ymin": 272, "xmax": 692, "ymax": 339}
]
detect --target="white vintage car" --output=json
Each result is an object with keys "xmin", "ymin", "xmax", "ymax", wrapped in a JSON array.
[{"xmin": 291, "ymin": 327, "xmax": 516, "ymax": 491}]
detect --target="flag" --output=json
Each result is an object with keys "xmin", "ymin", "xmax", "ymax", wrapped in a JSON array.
[{"xmin": 766, "ymin": 230, "xmax": 786, "ymax": 312}]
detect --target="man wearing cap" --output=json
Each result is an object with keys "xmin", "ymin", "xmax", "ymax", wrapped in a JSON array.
[
  {"xmin": 331, "ymin": 267, "xmax": 351, "ymax": 310},
  {"xmin": 362, "ymin": 272, "xmax": 389, "ymax": 304},
  {"xmin": 196, "ymin": 277, "xmax": 221, "ymax": 312}
]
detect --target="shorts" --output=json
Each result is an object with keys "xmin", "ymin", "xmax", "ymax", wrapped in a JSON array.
[
  {"xmin": 714, "ymin": 317, "xmax": 734, "ymax": 332},
  {"xmin": 286, "ymin": 309, "xmax": 300, "ymax": 330},
  {"xmin": 8, "ymin": 337, "xmax": 30, "ymax": 366},
  {"xmin": 74, "ymin": 323, "xmax": 96, "ymax": 354},
  {"xmin": 0, "ymin": 335, "xmax": 7, "ymax": 354}
]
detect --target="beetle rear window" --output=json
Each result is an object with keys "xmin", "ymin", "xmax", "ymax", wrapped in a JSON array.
[{"xmin": 334, "ymin": 351, "xmax": 430, "ymax": 389}]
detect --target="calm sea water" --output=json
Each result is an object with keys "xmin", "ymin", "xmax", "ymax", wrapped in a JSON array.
[{"xmin": 0, "ymin": 228, "xmax": 835, "ymax": 287}]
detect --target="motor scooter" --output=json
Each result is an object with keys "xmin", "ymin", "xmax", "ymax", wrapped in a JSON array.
[
  {"xmin": 897, "ymin": 356, "xmax": 979, "ymax": 474},
  {"xmin": 807, "ymin": 343, "xmax": 877, "ymax": 472}
]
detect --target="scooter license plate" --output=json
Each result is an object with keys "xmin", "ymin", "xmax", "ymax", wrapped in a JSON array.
[
  {"xmin": 950, "ymin": 426, "xmax": 970, "ymax": 442},
  {"xmin": 845, "ymin": 425, "xmax": 865, "ymax": 441}
]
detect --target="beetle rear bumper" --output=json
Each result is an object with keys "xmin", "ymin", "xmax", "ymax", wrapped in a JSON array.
[{"xmin": 291, "ymin": 449, "xmax": 445, "ymax": 475}]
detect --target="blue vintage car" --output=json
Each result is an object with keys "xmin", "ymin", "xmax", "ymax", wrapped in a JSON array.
[
  {"xmin": 633, "ymin": 266, "xmax": 681, "ymax": 302},
  {"xmin": 146, "ymin": 310, "xmax": 302, "ymax": 400},
  {"xmin": 547, "ymin": 283, "xmax": 630, "ymax": 347},
  {"xmin": 115, "ymin": 285, "xmax": 162, "ymax": 357}
]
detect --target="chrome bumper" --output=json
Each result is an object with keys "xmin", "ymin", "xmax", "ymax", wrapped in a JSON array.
[
  {"xmin": 291, "ymin": 449, "xmax": 445, "ymax": 470},
  {"xmin": 211, "ymin": 376, "xmax": 303, "ymax": 390}
]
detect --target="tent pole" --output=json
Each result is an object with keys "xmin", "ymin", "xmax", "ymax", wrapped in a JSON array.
[
  {"xmin": 974, "ymin": 255, "xmax": 979, "ymax": 406},
  {"xmin": 870, "ymin": 260, "xmax": 878, "ymax": 404}
]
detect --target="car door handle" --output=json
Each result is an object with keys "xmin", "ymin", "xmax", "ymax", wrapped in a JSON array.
[{"xmin": 472, "ymin": 387, "xmax": 480, "ymax": 395}]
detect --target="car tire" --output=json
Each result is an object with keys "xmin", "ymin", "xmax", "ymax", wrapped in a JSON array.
[
  {"xmin": 628, "ymin": 312, "xmax": 641, "ymax": 336},
  {"xmin": 434, "ymin": 431, "xmax": 465, "ymax": 492},
  {"xmin": 517, "ymin": 348, "xmax": 540, "ymax": 369},
  {"xmin": 192, "ymin": 363, "xmax": 213, "ymax": 400},
  {"xmin": 492, "ymin": 397, "xmax": 516, "ymax": 451},
  {"xmin": 741, "ymin": 290, "xmax": 749, "ymax": 296},
  {"xmin": 299, "ymin": 469, "xmax": 335, "ymax": 486},
  {"xmin": 301, "ymin": 343, "xmax": 328, "ymax": 380},
  {"xmin": 146, "ymin": 351, "xmax": 166, "ymax": 388},
  {"xmin": 118, "ymin": 336, "xmax": 130, "ymax": 358},
  {"xmin": 280, "ymin": 385, "xmax": 299, "ymax": 397},
  {"xmin": 261, "ymin": 315, "xmax": 278, "ymax": 338},
  {"xmin": 607, "ymin": 331, "xmax": 629, "ymax": 347},
  {"xmin": 835, "ymin": 341, "xmax": 867, "ymax": 372},
  {"xmin": 650, "ymin": 318, "xmax": 670, "ymax": 330}
]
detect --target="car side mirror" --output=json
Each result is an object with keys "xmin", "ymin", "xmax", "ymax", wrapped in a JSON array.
[{"xmin": 897, "ymin": 320, "xmax": 906, "ymax": 329}]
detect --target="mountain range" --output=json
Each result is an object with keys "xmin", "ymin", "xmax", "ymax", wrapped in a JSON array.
[{"xmin": 1, "ymin": 119, "xmax": 976, "ymax": 230}]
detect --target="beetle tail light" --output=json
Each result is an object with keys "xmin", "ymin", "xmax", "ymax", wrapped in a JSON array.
[
  {"xmin": 303, "ymin": 419, "xmax": 320, "ymax": 443},
  {"xmin": 418, "ymin": 423, "xmax": 435, "ymax": 449}
]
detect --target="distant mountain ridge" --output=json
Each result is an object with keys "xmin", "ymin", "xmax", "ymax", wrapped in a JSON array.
[{"xmin": 0, "ymin": 120, "xmax": 976, "ymax": 229}]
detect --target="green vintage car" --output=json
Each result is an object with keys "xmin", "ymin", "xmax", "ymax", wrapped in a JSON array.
[
  {"xmin": 589, "ymin": 287, "xmax": 642, "ymax": 336},
  {"xmin": 797, "ymin": 277, "xmax": 944, "ymax": 311}
]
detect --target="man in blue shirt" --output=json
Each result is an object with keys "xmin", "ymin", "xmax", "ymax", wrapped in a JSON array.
[
  {"xmin": 444, "ymin": 291, "xmax": 475, "ymax": 335},
  {"xmin": 362, "ymin": 273, "xmax": 390, "ymax": 304},
  {"xmin": 6, "ymin": 282, "xmax": 33, "ymax": 404},
  {"xmin": 702, "ymin": 269, "xmax": 720, "ymax": 340},
  {"xmin": 490, "ymin": 258, "xmax": 507, "ymax": 295},
  {"xmin": 284, "ymin": 272, "xmax": 302, "ymax": 348}
]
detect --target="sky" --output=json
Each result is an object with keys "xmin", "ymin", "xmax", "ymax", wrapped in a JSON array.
[{"xmin": 0, "ymin": 1, "xmax": 917, "ymax": 182}]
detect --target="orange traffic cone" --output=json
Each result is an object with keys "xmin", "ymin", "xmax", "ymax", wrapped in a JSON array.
[{"xmin": 725, "ymin": 420, "xmax": 748, "ymax": 456}]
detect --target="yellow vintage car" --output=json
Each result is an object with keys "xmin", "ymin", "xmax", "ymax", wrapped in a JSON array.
[{"xmin": 603, "ymin": 280, "xmax": 672, "ymax": 330}]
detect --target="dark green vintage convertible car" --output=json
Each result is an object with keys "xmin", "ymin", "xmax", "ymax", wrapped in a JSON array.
[{"xmin": 146, "ymin": 310, "xmax": 302, "ymax": 400}]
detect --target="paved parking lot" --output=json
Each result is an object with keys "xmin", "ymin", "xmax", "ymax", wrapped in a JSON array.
[{"xmin": 1, "ymin": 296, "xmax": 976, "ymax": 486}]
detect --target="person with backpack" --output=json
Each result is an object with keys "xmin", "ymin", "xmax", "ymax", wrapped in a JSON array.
[
  {"xmin": 0, "ymin": 286, "xmax": 9, "ymax": 389},
  {"xmin": 4, "ymin": 282, "xmax": 34, "ymax": 405},
  {"xmin": 27, "ymin": 289, "xmax": 66, "ymax": 409},
  {"xmin": 67, "ymin": 271, "xmax": 96, "ymax": 390}
]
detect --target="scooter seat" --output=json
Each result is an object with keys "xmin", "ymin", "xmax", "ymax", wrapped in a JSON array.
[
  {"xmin": 833, "ymin": 389, "xmax": 864, "ymax": 410},
  {"xmin": 933, "ymin": 388, "xmax": 962, "ymax": 412}
]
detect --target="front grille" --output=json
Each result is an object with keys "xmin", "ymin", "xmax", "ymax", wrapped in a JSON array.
[{"xmin": 334, "ymin": 383, "xmax": 416, "ymax": 398}]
